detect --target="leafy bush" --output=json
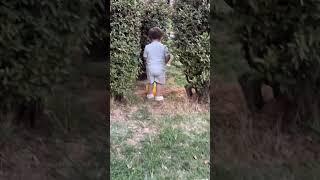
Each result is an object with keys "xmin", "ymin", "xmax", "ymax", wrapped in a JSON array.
[
  {"xmin": 110, "ymin": 0, "xmax": 141, "ymax": 100},
  {"xmin": 0, "ymin": 0, "xmax": 98, "ymax": 115},
  {"xmin": 173, "ymin": 0, "xmax": 210, "ymax": 102},
  {"xmin": 228, "ymin": 0, "xmax": 320, "ymax": 124},
  {"xmin": 139, "ymin": 0, "xmax": 171, "ymax": 79},
  {"xmin": 141, "ymin": 1, "xmax": 171, "ymax": 45},
  {"xmin": 85, "ymin": 0, "xmax": 106, "ymax": 60}
]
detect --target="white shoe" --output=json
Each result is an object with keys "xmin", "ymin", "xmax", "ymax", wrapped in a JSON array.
[
  {"xmin": 155, "ymin": 96, "xmax": 164, "ymax": 101},
  {"xmin": 147, "ymin": 94, "xmax": 154, "ymax": 99}
]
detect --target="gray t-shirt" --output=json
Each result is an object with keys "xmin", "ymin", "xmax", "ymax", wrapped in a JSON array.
[{"xmin": 143, "ymin": 41, "xmax": 169, "ymax": 75}]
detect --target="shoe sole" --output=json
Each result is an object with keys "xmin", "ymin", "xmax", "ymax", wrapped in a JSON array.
[{"xmin": 155, "ymin": 97, "xmax": 164, "ymax": 101}]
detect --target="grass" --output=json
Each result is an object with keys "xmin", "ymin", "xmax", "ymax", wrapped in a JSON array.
[
  {"xmin": 111, "ymin": 112, "xmax": 209, "ymax": 179},
  {"xmin": 0, "ymin": 60, "xmax": 107, "ymax": 180},
  {"xmin": 111, "ymin": 64, "xmax": 209, "ymax": 179},
  {"xmin": 213, "ymin": 162, "xmax": 320, "ymax": 180},
  {"xmin": 166, "ymin": 64, "xmax": 187, "ymax": 88}
]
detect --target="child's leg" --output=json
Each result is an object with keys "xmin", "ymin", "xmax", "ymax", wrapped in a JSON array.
[
  {"xmin": 149, "ymin": 68, "xmax": 165, "ymax": 100},
  {"xmin": 148, "ymin": 82, "xmax": 154, "ymax": 95},
  {"xmin": 155, "ymin": 74, "xmax": 165, "ymax": 98},
  {"xmin": 147, "ymin": 82, "xmax": 154, "ymax": 99},
  {"xmin": 156, "ymin": 83, "xmax": 162, "ymax": 96},
  {"xmin": 166, "ymin": 54, "xmax": 173, "ymax": 66},
  {"xmin": 146, "ymin": 67, "xmax": 154, "ymax": 97}
]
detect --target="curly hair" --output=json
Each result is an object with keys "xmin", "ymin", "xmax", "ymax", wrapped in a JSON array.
[{"xmin": 148, "ymin": 27, "xmax": 163, "ymax": 40}]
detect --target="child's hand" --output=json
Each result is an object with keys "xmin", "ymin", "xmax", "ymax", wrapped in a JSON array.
[{"xmin": 166, "ymin": 54, "xmax": 173, "ymax": 66}]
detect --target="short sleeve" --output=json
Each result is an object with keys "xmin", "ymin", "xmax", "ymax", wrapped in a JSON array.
[
  {"xmin": 164, "ymin": 45, "xmax": 170, "ymax": 57},
  {"xmin": 143, "ymin": 46, "xmax": 148, "ymax": 58}
]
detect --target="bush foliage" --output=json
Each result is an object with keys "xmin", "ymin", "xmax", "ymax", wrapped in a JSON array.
[
  {"xmin": 0, "ymin": 0, "xmax": 98, "ymax": 114},
  {"xmin": 110, "ymin": 0, "xmax": 141, "ymax": 100},
  {"xmin": 173, "ymin": 0, "xmax": 210, "ymax": 102},
  {"xmin": 139, "ymin": 0, "xmax": 171, "ymax": 78},
  {"xmin": 227, "ymin": 0, "xmax": 320, "ymax": 123},
  {"xmin": 141, "ymin": 0, "xmax": 171, "ymax": 45}
]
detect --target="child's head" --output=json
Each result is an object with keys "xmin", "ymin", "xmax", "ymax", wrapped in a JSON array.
[{"xmin": 148, "ymin": 27, "xmax": 163, "ymax": 41}]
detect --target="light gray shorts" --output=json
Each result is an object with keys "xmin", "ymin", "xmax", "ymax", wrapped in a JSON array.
[{"xmin": 146, "ymin": 68, "xmax": 165, "ymax": 85}]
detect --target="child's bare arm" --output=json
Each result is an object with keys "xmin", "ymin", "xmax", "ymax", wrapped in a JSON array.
[
  {"xmin": 165, "ymin": 55, "xmax": 170, "ymax": 64},
  {"xmin": 164, "ymin": 46, "xmax": 170, "ymax": 64},
  {"xmin": 143, "ymin": 47, "xmax": 148, "ymax": 65},
  {"xmin": 144, "ymin": 57, "xmax": 147, "ymax": 65}
]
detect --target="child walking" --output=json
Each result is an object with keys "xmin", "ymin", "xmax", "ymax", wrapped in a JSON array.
[{"xmin": 143, "ymin": 27, "xmax": 170, "ymax": 101}]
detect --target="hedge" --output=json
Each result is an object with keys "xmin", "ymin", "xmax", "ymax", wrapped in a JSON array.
[
  {"xmin": 139, "ymin": 0, "xmax": 171, "ymax": 79},
  {"xmin": 228, "ymin": 0, "xmax": 320, "ymax": 123},
  {"xmin": 173, "ymin": 0, "xmax": 210, "ymax": 102},
  {"xmin": 110, "ymin": 0, "xmax": 141, "ymax": 100},
  {"xmin": 0, "ymin": 0, "xmax": 98, "ymax": 115}
]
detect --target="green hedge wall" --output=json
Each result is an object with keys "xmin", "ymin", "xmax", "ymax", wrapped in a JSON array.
[
  {"xmin": 110, "ymin": 0, "xmax": 141, "ymax": 100},
  {"xmin": 228, "ymin": 0, "xmax": 320, "ymax": 123},
  {"xmin": 139, "ymin": 0, "xmax": 171, "ymax": 79},
  {"xmin": 0, "ymin": 0, "xmax": 97, "ymax": 113},
  {"xmin": 173, "ymin": 0, "xmax": 210, "ymax": 102}
]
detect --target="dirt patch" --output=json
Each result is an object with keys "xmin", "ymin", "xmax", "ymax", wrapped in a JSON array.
[
  {"xmin": 0, "ymin": 137, "xmax": 53, "ymax": 180},
  {"xmin": 132, "ymin": 81, "xmax": 209, "ymax": 116},
  {"xmin": 111, "ymin": 116, "xmax": 158, "ymax": 148},
  {"xmin": 173, "ymin": 119, "xmax": 209, "ymax": 134},
  {"xmin": 111, "ymin": 81, "xmax": 209, "ymax": 148},
  {"xmin": 126, "ymin": 126, "xmax": 157, "ymax": 147},
  {"xmin": 146, "ymin": 99, "xmax": 208, "ymax": 117},
  {"xmin": 134, "ymin": 81, "xmax": 186, "ymax": 98},
  {"xmin": 110, "ymin": 108, "xmax": 127, "ymax": 123},
  {"xmin": 111, "ymin": 102, "xmax": 158, "ymax": 147},
  {"xmin": 110, "ymin": 103, "xmax": 139, "ymax": 123}
]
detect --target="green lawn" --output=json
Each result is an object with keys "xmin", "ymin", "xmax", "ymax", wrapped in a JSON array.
[
  {"xmin": 111, "ymin": 108, "xmax": 209, "ymax": 179},
  {"xmin": 111, "ymin": 61, "xmax": 209, "ymax": 179}
]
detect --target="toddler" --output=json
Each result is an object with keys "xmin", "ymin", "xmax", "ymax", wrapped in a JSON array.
[{"xmin": 143, "ymin": 27, "xmax": 170, "ymax": 101}]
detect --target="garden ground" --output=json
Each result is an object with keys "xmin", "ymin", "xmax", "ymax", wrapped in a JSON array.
[
  {"xmin": 213, "ymin": 77, "xmax": 320, "ymax": 180},
  {"xmin": 110, "ymin": 65, "xmax": 210, "ymax": 179},
  {"xmin": 0, "ymin": 61, "xmax": 107, "ymax": 180},
  {"xmin": 213, "ymin": 18, "xmax": 320, "ymax": 179}
]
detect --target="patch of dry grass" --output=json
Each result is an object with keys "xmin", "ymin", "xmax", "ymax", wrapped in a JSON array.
[
  {"xmin": 111, "ymin": 85, "xmax": 209, "ymax": 147},
  {"xmin": 213, "ymin": 78, "xmax": 320, "ymax": 179}
]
